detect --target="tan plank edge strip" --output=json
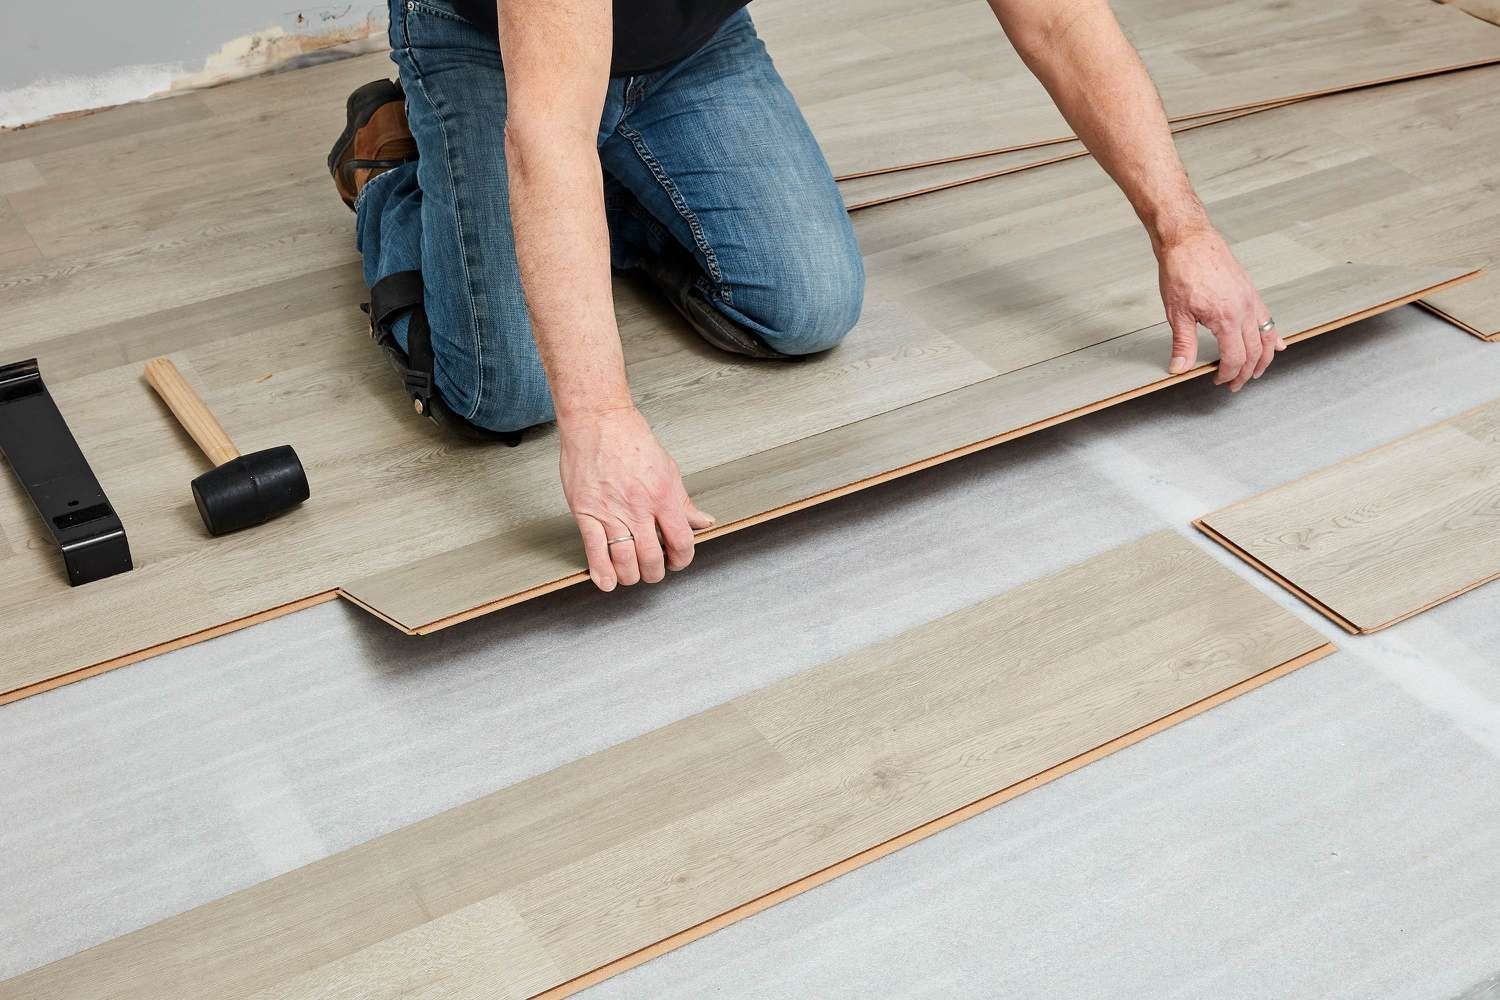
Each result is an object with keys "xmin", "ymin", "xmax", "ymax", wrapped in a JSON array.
[
  {"xmin": 1195, "ymin": 394, "xmax": 1500, "ymax": 632},
  {"xmin": 368, "ymin": 266, "xmax": 1480, "ymax": 635},
  {"xmin": 0, "ymin": 591, "xmax": 339, "ymax": 705},
  {"xmin": 841, "ymin": 99, "xmax": 1303, "ymax": 212},
  {"xmin": 829, "ymin": 57, "xmax": 1500, "ymax": 180},
  {"xmin": 534, "ymin": 641, "xmax": 1336, "ymax": 1000}
]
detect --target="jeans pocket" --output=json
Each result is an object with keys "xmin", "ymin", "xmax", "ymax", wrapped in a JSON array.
[{"xmin": 399, "ymin": 0, "xmax": 491, "ymax": 54}]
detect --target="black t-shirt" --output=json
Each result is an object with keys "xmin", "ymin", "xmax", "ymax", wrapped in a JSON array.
[{"xmin": 448, "ymin": 0, "xmax": 751, "ymax": 76}]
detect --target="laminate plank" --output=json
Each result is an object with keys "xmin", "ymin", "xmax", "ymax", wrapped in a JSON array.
[
  {"xmin": 0, "ymin": 95, "xmax": 214, "ymax": 163},
  {"xmin": 0, "ymin": 531, "xmax": 1334, "ymax": 999},
  {"xmin": 0, "ymin": 159, "xmax": 45, "ymax": 195},
  {"xmin": 852, "ymin": 101, "xmax": 1426, "ymax": 375},
  {"xmin": 1197, "ymin": 397, "xmax": 1500, "ymax": 633},
  {"xmin": 343, "ymin": 262, "xmax": 1476, "ymax": 634},
  {"xmin": 0, "ymin": 704, "xmax": 787, "ymax": 1000},
  {"xmin": 1278, "ymin": 65, "xmax": 1500, "ymax": 338},
  {"xmin": 0, "ymin": 196, "xmax": 41, "ymax": 269},
  {"xmin": 20, "ymin": 262, "xmax": 368, "ymax": 382}
]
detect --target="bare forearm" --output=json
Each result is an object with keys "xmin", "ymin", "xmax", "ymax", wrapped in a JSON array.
[
  {"xmin": 506, "ymin": 126, "xmax": 632, "ymax": 424},
  {"xmin": 992, "ymin": 0, "xmax": 1210, "ymax": 250}
]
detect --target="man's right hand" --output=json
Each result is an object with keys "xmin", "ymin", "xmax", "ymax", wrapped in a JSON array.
[{"xmin": 559, "ymin": 405, "xmax": 715, "ymax": 591}]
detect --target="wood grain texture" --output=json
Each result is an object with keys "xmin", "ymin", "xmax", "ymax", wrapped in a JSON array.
[
  {"xmin": 1197, "ymin": 398, "xmax": 1500, "ymax": 633},
  {"xmin": 0, "ymin": 531, "xmax": 1334, "ymax": 1000},
  {"xmin": 1288, "ymin": 64, "xmax": 1500, "ymax": 339},
  {"xmin": 0, "ymin": 196, "xmax": 41, "ymax": 269},
  {"xmin": 0, "ymin": 95, "xmax": 214, "ymax": 163},
  {"xmin": 0, "ymin": 159, "xmax": 45, "ymax": 195},
  {"xmin": 756, "ymin": 0, "xmax": 1500, "ymax": 176}
]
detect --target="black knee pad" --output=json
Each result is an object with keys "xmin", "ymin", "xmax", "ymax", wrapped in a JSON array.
[{"xmin": 365, "ymin": 270, "xmax": 523, "ymax": 445}]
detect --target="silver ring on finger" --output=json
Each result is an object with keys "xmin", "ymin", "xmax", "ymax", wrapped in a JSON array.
[
  {"xmin": 1257, "ymin": 317, "xmax": 1276, "ymax": 333},
  {"xmin": 606, "ymin": 533, "xmax": 634, "ymax": 545}
]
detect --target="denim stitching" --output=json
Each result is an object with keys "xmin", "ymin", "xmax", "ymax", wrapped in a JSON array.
[
  {"xmin": 614, "ymin": 118, "xmax": 725, "ymax": 291},
  {"xmin": 402, "ymin": 8, "xmax": 486, "ymax": 420},
  {"xmin": 404, "ymin": 0, "xmax": 470, "ymax": 25}
]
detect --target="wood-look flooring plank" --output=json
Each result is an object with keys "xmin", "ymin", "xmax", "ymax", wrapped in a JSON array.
[
  {"xmin": 1197, "ymin": 397, "xmax": 1500, "ymax": 633},
  {"xmin": 0, "ymin": 196, "xmax": 42, "ymax": 269},
  {"xmin": 0, "ymin": 159, "xmax": 45, "ymax": 195},
  {"xmin": 0, "ymin": 531, "xmax": 1334, "ymax": 999},
  {"xmin": 1275, "ymin": 64, "xmax": 1500, "ymax": 339},
  {"xmin": 342, "ymin": 262, "xmax": 1477, "ymax": 634},
  {"xmin": 0, "ymin": 95, "xmax": 215, "ymax": 163}
]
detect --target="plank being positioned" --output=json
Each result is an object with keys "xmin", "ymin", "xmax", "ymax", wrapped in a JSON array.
[
  {"xmin": 343, "ymin": 262, "xmax": 1478, "ymax": 634},
  {"xmin": 1196, "ymin": 399, "xmax": 1500, "ymax": 634},
  {"xmin": 0, "ymin": 530, "xmax": 1335, "ymax": 999}
]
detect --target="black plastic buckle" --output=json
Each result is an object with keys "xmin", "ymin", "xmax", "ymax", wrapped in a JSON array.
[
  {"xmin": 0, "ymin": 359, "xmax": 133, "ymax": 586},
  {"xmin": 402, "ymin": 368, "xmax": 433, "ymax": 399}
]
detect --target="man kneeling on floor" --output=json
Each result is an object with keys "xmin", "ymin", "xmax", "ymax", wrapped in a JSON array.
[{"xmin": 328, "ymin": 0, "xmax": 1283, "ymax": 593}]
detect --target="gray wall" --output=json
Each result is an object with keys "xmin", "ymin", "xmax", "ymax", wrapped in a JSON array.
[{"xmin": 0, "ymin": 1, "xmax": 385, "ymax": 125}]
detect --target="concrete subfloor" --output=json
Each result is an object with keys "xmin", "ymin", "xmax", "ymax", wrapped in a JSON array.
[{"xmin": 2, "ymin": 305, "xmax": 1498, "ymax": 997}]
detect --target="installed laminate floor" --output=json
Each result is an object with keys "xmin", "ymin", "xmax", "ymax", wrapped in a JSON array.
[
  {"xmin": 843, "ymin": 63, "xmax": 1500, "ymax": 341},
  {"xmin": 2, "ymin": 33, "xmax": 1480, "ymax": 702},
  {"xmin": 755, "ymin": 0, "xmax": 1500, "ymax": 175},
  {"xmin": 1197, "ymin": 397, "xmax": 1500, "ymax": 633},
  {"xmin": 0, "ymin": 530, "xmax": 1331, "ymax": 1000},
  {"xmin": 6, "ymin": 307, "xmax": 1500, "ymax": 1000}
]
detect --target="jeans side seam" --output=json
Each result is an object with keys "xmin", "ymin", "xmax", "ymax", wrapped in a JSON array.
[
  {"xmin": 613, "ymin": 118, "xmax": 726, "ymax": 293},
  {"xmin": 403, "ymin": 30, "xmax": 486, "ymax": 421}
]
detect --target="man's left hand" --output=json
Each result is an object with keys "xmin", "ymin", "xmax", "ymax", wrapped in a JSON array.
[{"xmin": 1157, "ymin": 226, "xmax": 1283, "ymax": 392}]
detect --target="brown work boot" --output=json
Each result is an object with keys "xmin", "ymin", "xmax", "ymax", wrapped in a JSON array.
[{"xmin": 327, "ymin": 78, "xmax": 417, "ymax": 210}]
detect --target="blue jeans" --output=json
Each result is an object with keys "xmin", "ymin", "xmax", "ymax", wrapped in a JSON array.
[{"xmin": 356, "ymin": 1, "xmax": 864, "ymax": 433}]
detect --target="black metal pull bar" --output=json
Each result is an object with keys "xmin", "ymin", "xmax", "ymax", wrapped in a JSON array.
[{"xmin": 0, "ymin": 358, "xmax": 132, "ymax": 586}]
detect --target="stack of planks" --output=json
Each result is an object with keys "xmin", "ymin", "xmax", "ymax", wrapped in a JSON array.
[{"xmin": 3, "ymin": 0, "xmax": 1499, "ymax": 995}]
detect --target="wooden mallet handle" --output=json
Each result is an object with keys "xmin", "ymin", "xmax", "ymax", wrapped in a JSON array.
[{"xmin": 144, "ymin": 357, "xmax": 241, "ymax": 467}]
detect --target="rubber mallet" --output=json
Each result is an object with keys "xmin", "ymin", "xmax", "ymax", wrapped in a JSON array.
[{"xmin": 144, "ymin": 357, "xmax": 310, "ymax": 536}]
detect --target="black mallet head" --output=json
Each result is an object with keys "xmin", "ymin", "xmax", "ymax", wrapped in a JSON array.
[{"xmin": 189, "ymin": 445, "xmax": 310, "ymax": 536}]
